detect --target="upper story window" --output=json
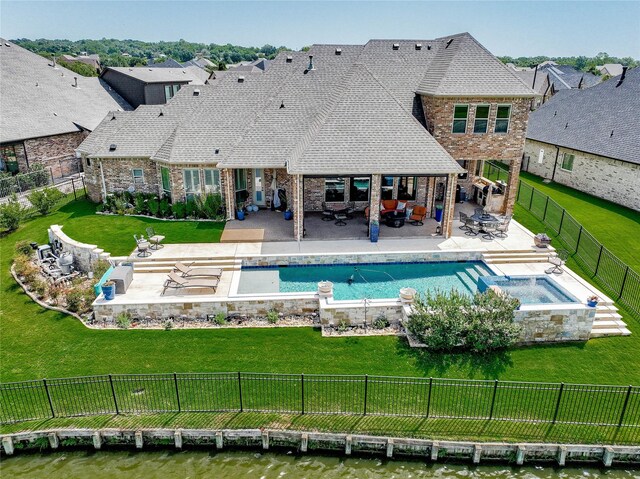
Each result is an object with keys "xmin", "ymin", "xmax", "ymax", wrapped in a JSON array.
[
  {"xmin": 132, "ymin": 168, "xmax": 144, "ymax": 184},
  {"xmin": 473, "ymin": 105, "xmax": 490, "ymax": 134},
  {"xmin": 452, "ymin": 105, "xmax": 468, "ymax": 134},
  {"xmin": 164, "ymin": 84, "xmax": 181, "ymax": 101},
  {"xmin": 561, "ymin": 153, "xmax": 575, "ymax": 172},
  {"xmin": 494, "ymin": 105, "xmax": 512, "ymax": 133},
  {"xmin": 325, "ymin": 178, "xmax": 345, "ymax": 202}
]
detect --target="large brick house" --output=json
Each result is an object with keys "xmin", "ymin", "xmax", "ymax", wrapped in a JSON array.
[
  {"xmin": 78, "ymin": 33, "xmax": 536, "ymax": 240},
  {"xmin": 524, "ymin": 67, "xmax": 640, "ymax": 212},
  {"xmin": 0, "ymin": 39, "xmax": 130, "ymax": 177}
]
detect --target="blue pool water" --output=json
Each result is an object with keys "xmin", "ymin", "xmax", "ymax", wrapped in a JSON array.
[
  {"xmin": 239, "ymin": 261, "xmax": 493, "ymax": 300},
  {"xmin": 478, "ymin": 275, "xmax": 579, "ymax": 305}
]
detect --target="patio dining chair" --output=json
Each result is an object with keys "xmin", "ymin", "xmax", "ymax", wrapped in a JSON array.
[
  {"xmin": 464, "ymin": 218, "xmax": 480, "ymax": 236},
  {"xmin": 494, "ymin": 219, "xmax": 510, "ymax": 238},
  {"xmin": 321, "ymin": 202, "xmax": 335, "ymax": 221},
  {"xmin": 474, "ymin": 207, "xmax": 485, "ymax": 217},
  {"xmin": 459, "ymin": 211, "xmax": 470, "ymax": 231},
  {"xmin": 545, "ymin": 249, "xmax": 569, "ymax": 275},
  {"xmin": 134, "ymin": 234, "xmax": 151, "ymax": 258},
  {"xmin": 481, "ymin": 223, "xmax": 498, "ymax": 240},
  {"xmin": 145, "ymin": 226, "xmax": 165, "ymax": 250}
]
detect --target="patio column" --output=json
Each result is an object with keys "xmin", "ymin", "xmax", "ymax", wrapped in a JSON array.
[
  {"xmin": 293, "ymin": 174, "xmax": 304, "ymax": 241},
  {"xmin": 503, "ymin": 157, "xmax": 522, "ymax": 216},
  {"xmin": 369, "ymin": 174, "xmax": 382, "ymax": 226},
  {"xmin": 442, "ymin": 173, "xmax": 457, "ymax": 238},
  {"xmin": 223, "ymin": 169, "xmax": 236, "ymax": 220}
]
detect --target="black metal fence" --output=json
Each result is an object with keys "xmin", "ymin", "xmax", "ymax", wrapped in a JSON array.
[
  {"xmin": 1, "ymin": 373, "xmax": 638, "ymax": 427},
  {"xmin": 485, "ymin": 161, "xmax": 640, "ymax": 322}
]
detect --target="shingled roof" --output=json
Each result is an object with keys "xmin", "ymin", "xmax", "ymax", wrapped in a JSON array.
[
  {"xmin": 80, "ymin": 33, "xmax": 533, "ymax": 175},
  {"xmin": 101, "ymin": 66, "xmax": 206, "ymax": 84},
  {"xmin": 527, "ymin": 68, "xmax": 640, "ymax": 165},
  {"xmin": 0, "ymin": 39, "xmax": 131, "ymax": 143}
]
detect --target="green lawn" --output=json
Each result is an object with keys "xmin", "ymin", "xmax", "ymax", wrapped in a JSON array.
[{"xmin": 1, "ymin": 194, "xmax": 639, "ymax": 388}]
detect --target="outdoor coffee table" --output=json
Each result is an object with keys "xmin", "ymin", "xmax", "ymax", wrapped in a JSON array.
[{"xmin": 384, "ymin": 211, "xmax": 406, "ymax": 228}]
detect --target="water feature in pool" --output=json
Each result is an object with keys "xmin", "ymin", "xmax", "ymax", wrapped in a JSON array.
[
  {"xmin": 478, "ymin": 275, "xmax": 580, "ymax": 305},
  {"xmin": 239, "ymin": 261, "xmax": 492, "ymax": 300}
]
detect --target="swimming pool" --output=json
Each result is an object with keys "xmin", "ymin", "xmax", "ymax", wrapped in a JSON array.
[
  {"xmin": 238, "ymin": 261, "xmax": 492, "ymax": 300},
  {"xmin": 478, "ymin": 275, "xmax": 580, "ymax": 305}
]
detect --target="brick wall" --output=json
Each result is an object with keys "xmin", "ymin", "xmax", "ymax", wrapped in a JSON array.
[
  {"xmin": 524, "ymin": 139, "xmax": 640, "ymax": 212},
  {"xmin": 82, "ymin": 157, "xmax": 160, "ymax": 201},
  {"xmin": 5, "ymin": 131, "xmax": 86, "ymax": 175}
]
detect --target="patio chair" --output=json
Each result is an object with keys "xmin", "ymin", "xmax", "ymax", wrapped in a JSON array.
[
  {"xmin": 459, "ymin": 211, "xmax": 470, "ymax": 231},
  {"xmin": 173, "ymin": 261, "xmax": 223, "ymax": 278},
  {"xmin": 482, "ymin": 223, "xmax": 498, "ymax": 240},
  {"xmin": 146, "ymin": 227, "xmax": 165, "ymax": 250},
  {"xmin": 474, "ymin": 207, "xmax": 485, "ymax": 217},
  {"xmin": 494, "ymin": 219, "xmax": 510, "ymax": 238},
  {"xmin": 464, "ymin": 218, "xmax": 480, "ymax": 236},
  {"xmin": 321, "ymin": 202, "xmax": 335, "ymax": 221},
  {"xmin": 162, "ymin": 272, "xmax": 219, "ymax": 295},
  {"xmin": 545, "ymin": 249, "xmax": 569, "ymax": 275},
  {"xmin": 364, "ymin": 206, "xmax": 370, "ymax": 222},
  {"xmin": 345, "ymin": 201, "xmax": 356, "ymax": 219},
  {"xmin": 134, "ymin": 234, "xmax": 151, "ymax": 257},
  {"xmin": 409, "ymin": 206, "xmax": 427, "ymax": 226}
]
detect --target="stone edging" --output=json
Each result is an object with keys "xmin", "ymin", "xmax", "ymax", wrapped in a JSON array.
[
  {"xmin": 10, "ymin": 265, "xmax": 85, "ymax": 323},
  {"xmin": 95, "ymin": 211, "xmax": 224, "ymax": 223},
  {"xmin": 1, "ymin": 428, "xmax": 638, "ymax": 466}
]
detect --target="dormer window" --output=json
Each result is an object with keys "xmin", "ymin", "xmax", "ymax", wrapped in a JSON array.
[{"xmin": 452, "ymin": 105, "xmax": 468, "ymax": 134}]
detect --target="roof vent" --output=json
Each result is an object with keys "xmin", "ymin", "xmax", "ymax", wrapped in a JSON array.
[
  {"xmin": 280, "ymin": 101, "xmax": 285, "ymax": 109},
  {"xmin": 238, "ymin": 75, "xmax": 245, "ymax": 82},
  {"xmin": 35, "ymin": 82, "xmax": 39, "ymax": 87},
  {"xmin": 610, "ymin": 130, "xmax": 614, "ymax": 137},
  {"xmin": 415, "ymin": 43, "xmax": 422, "ymax": 50},
  {"xmin": 110, "ymin": 114, "xmax": 116, "ymax": 121},
  {"xmin": 427, "ymin": 44, "xmax": 432, "ymax": 50},
  {"xmin": 616, "ymin": 66, "xmax": 628, "ymax": 87},
  {"xmin": 392, "ymin": 43, "xmax": 400, "ymax": 50},
  {"xmin": 565, "ymin": 122, "xmax": 569, "ymax": 129},
  {"xmin": 109, "ymin": 144, "xmax": 117, "ymax": 151},
  {"xmin": 446, "ymin": 39, "xmax": 454, "ymax": 48},
  {"xmin": 129, "ymin": 68, "xmax": 133, "ymax": 71},
  {"xmin": 193, "ymin": 89, "xmax": 200, "ymax": 96},
  {"xmin": 4, "ymin": 42, "xmax": 10, "ymax": 47},
  {"xmin": 307, "ymin": 55, "xmax": 315, "ymax": 71},
  {"xmin": 158, "ymin": 110, "xmax": 164, "ymax": 117},
  {"xmin": 215, "ymin": 149, "xmax": 220, "ymax": 154},
  {"xmin": 286, "ymin": 55, "xmax": 293, "ymax": 63},
  {"xmin": 335, "ymin": 48, "xmax": 342, "ymax": 55},
  {"xmin": 148, "ymin": 68, "xmax": 152, "ymax": 71},
  {"xmin": 53, "ymin": 112, "xmax": 58, "ymax": 116},
  {"xmin": 73, "ymin": 77, "xmax": 78, "ymax": 88}
]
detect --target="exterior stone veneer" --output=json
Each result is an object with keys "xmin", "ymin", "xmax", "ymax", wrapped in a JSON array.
[
  {"xmin": 515, "ymin": 305, "xmax": 595, "ymax": 343},
  {"xmin": 49, "ymin": 224, "xmax": 111, "ymax": 272},
  {"xmin": 523, "ymin": 139, "xmax": 640, "ymax": 212}
]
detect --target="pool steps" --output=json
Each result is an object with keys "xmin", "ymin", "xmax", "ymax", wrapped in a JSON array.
[
  {"xmin": 128, "ymin": 257, "xmax": 242, "ymax": 274},
  {"xmin": 482, "ymin": 251, "xmax": 552, "ymax": 264}
]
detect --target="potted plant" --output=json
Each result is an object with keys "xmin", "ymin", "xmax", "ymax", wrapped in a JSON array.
[
  {"xmin": 534, "ymin": 233, "xmax": 551, "ymax": 248},
  {"xmin": 370, "ymin": 220, "xmax": 379, "ymax": 243},
  {"xmin": 587, "ymin": 295, "xmax": 599, "ymax": 307},
  {"xmin": 101, "ymin": 280, "xmax": 116, "ymax": 301}
]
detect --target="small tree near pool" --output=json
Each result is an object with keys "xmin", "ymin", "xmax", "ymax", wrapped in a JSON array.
[{"xmin": 406, "ymin": 289, "xmax": 521, "ymax": 353}]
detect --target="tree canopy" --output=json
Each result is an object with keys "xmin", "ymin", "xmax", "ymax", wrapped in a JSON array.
[{"xmin": 498, "ymin": 53, "xmax": 639, "ymax": 75}]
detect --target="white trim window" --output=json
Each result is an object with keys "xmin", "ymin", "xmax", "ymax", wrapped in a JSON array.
[
  {"xmin": 452, "ymin": 104, "xmax": 469, "ymax": 134},
  {"xmin": 164, "ymin": 84, "xmax": 181, "ymax": 101},
  {"xmin": 494, "ymin": 104, "xmax": 512, "ymax": 133},
  {"xmin": 473, "ymin": 104, "xmax": 490, "ymax": 134},
  {"xmin": 204, "ymin": 169, "xmax": 221, "ymax": 194},
  {"xmin": 560, "ymin": 153, "xmax": 575, "ymax": 172},
  {"xmin": 183, "ymin": 168, "xmax": 201, "ymax": 197},
  {"xmin": 132, "ymin": 168, "xmax": 144, "ymax": 185}
]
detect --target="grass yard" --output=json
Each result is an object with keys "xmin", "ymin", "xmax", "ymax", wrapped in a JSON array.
[{"xmin": 1, "ymin": 195, "xmax": 639, "ymax": 388}]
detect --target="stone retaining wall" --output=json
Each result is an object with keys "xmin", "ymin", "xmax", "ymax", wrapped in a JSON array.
[
  {"xmin": 515, "ymin": 305, "xmax": 595, "ymax": 343},
  {"xmin": 48, "ymin": 224, "xmax": 111, "ymax": 273}
]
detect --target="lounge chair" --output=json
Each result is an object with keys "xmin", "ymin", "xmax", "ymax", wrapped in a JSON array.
[
  {"xmin": 174, "ymin": 261, "xmax": 223, "ymax": 278},
  {"xmin": 162, "ymin": 272, "xmax": 219, "ymax": 295},
  {"xmin": 146, "ymin": 227, "xmax": 165, "ymax": 250},
  {"xmin": 409, "ymin": 206, "xmax": 427, "ymax": 225},
  {"xmin": 545, "ymin": 249, "xmax": 569, "ymax": 275}
]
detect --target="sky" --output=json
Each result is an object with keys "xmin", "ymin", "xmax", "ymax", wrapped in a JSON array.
[{"xmin": 1, "ymin": 0, "xmax": 639, "ymax": 58}]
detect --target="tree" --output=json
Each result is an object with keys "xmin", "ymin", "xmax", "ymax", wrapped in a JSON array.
[{"xmin": 58, "ymin": 60, "xmax": 98, "ymax": 77}]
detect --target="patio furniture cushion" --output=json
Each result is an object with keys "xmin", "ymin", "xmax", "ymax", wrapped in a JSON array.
[{"xmin": 409, "ymin": 206, "xmax": 427, "ymax": 225}]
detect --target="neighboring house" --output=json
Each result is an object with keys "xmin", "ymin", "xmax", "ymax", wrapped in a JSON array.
[
  {"xmin": 510, "ymin": 68, "xmax": 551, "ymax": 108},
  {"xmin": 60, "ymin": 53, "xmax": 101, "ymax": 72},
  {"xmin": 0, "ymin": 39, "xmax": 130, "ymax": 176},
  {"xmin": 597, "ymin": 63, "xmax": 624, "ymax": 77},
  {"xmin": 150, "ymin": 57, "xmax": 217, "ymax": 71},
  {"xmin": 226, "ymin": 58, "xmax": 271, "ymax": 73},
  {"xmin": 524, "ymin": 67, "xmax": 640, "ymax": 211},
  {"xmin": 78, "ymin": 33, "xmax": 536, "ymax": 240},
  {"xmin": 100, "ymin": 66, "xmax": 207, "ymax": 108},
  {"xmin": 537, "ymin": 62, "xmax": 601, "ymax": 91}
]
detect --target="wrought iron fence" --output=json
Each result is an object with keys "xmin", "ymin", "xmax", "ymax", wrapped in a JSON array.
[
  {"xmin": 486, "ymin": 161, "xmax": 640, "ymax": 322},
  {"xmin": 1, "ymin": 373, "xmax": 638, "ymax": 427}
]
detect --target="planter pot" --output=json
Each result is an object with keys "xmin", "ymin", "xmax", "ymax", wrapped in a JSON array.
[
  {"xmin": 102, "ymin": 284, "xmax": 116, "ymax": 301},
  {"xmin": 534, "ymin": 235, "xmax": 552, "ymax": 248},
  {"xmin": 399, "ymin": 287, "xmax": 417, "ymax": 303},
  {"xmin": 284, "ymin": 210, "xmax": 293, "ymax": 221},
  {"xmin": 587, "ymin": 300, "xmax": 598, "ymax": 307},
  {"xmin": 318, "ymin": 281, "xmax": 334, "ymax": 296},
  {"xmin": 370, "ymin": 223, "xmax": 379, "ymax": 243},
  {"xmin": 237, "ymin": 210, "xmax": 245, "ymax": 220}
]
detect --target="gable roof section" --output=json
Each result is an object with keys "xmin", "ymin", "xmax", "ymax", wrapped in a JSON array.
[
  {"xmin": 542, "ymin": 64, "xmax": 601, "ymax": 91},
  {"xmin": 416, "ymin": 33, "xmax": 536, "ymax": 97},
  {"xmin": 0, "ymin": 39, "xmax": 130, "ymax": 143},
  {"xmin": 526, "ymin": 68, "xmax": 640, "ymax": 165},
  {"xmin": 102, "ymin": 66, "xmax": 206, "ymax": 84}
]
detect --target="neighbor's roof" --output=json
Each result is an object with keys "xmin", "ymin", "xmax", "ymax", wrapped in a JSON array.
[
  {"xmin": 80, "ymin": 33, "xmax": 529, "ymax": 174},
  {"xmin": 540, "ymin": 64, "xmax": 601, "ymax": 91},
  {"xmin": 0, "ymin": 39, "xmax": 130, "ymax": 143},
  {"xmin": 527, "ymin": 68, "xmax": 640, "ymax": 165},
  {"xmin": 597, "ymin": 64, "xmax": 624, "ymax": 77},
  {"xmin": 102, "ymin": 66, "xmax": 206, "ymax": 84},
  {"xmin": 512, "ymin": 70, "xmax": 550, "ymax": 95}
]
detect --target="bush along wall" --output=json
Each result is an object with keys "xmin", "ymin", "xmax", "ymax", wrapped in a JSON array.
[{"xmin": 96, "ymin": 192, "xmax": 225, "ymax": 221}]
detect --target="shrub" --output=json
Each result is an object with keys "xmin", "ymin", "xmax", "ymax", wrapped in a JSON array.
[
  {"xmin": 15, "ymin": 240, "xmax": 33, "ymax": 256},
  {"xmin": 406, "ymin": 289, "xmax": 521, "ymax": 353},
  {"xmin": 92, "ymin": 260, "xmax": 111, "ymax": 279},
  {"xmin": 113, "ymin": 197, "xmax": 127, "ymax": 215},
  {"xmin": 372, "ymin": 313, "xmax": 389, "ymax": 330},
  {"xmin": 134, "ymin": 193, "xmax": 147, "ymax": 214},
  {"xmin": 266, "ymin": 309, "xmax": 279, "ymax": 324},
  {"xmin": 66, "ymin": 289, "xmax": 85, "ymax": 312},
  {"xmin": 0, "ymin": 194, "xmax": 29, "ymax": 231},
  {"xmin": 148, "ymin": 197, "xmax": 160, "ymax": 216},
  {"xmin": 158, "ymin": 197, "xmax": 171, "ymax": 218},
  {"xmin": 337, "ymin": 319, "xmax": 349, "ymax": 332},
  {"xmin": 32, "ymin": 279, "xmax": 47, "ymax": 298},
  {"xmin": 213, "ymin": 312, "xmax": 227, "ymax": 325},
  {"xmin": 197, "ymin": 193, "xmax": 224, "ymax": 219},
  {"xmin": 116, "ymin": 312, "xmax": 131, "ymax": 329},
  {"xmin": 185, "ymin": 199, "xmax": 199, "ymax": 218},
  {"xmin": 13, "ymin": 254, "xmax": 38, "ymax": 282},
  {"xmin": 27, "ymin": 187, "xmax": 64, "ymax": 215},
  {"xmin": 164, "ymin": 320, "xmax": 173, "ymax": 331},
  {"xmin": 173, "ymin": 201, "xmax": 187, "ymax": 219}
]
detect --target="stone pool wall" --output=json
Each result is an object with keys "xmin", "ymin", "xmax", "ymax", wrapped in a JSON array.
[
  {"xmin": 515, "ymin": 305, "xmax": 595, "ymax": 343},
  {"xmin": 319, "ymin": 298, "xmax": 404, "ymax": 326}
]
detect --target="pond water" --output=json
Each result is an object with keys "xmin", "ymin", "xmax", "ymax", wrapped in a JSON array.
[{"xmin": 2, "ymin": 450, "xmax": 638, "ymax": 478}]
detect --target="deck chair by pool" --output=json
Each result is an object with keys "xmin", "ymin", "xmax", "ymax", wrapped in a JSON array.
[
  {"xmin": 162, "ymin": 272, "xmax": 219, "ymax": 295},
  {"xmin": 145, "ymin": 227, "xmax": 165, "ymax": 250},
  {"xmin": 545, "ymin": 249, "xmax": 569, "ymax": 275},
  {"xmin": 174, "ymin": 261, "xmax": 223, "ymax": 278}
]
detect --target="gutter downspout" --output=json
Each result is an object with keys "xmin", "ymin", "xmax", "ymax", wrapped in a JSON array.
[
  {"xmin": 550, "ymin": 146, "xmax": 560, "ymax": 182},
  {"xmin": 99, "ymin": 160, "xmax": 107, "ymax": 202}
]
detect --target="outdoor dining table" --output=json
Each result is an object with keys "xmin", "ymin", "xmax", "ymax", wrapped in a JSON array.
[{"xmin": 470, "ymin": 212, "xmax": 501, "ymax": 226}]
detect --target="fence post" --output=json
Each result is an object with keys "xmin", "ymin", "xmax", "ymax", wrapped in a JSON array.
[
  {"xmin": 594, "ymin": 245, "xmax": 604, "ymax": 277},
  {"xmin": 528, "ymin": 187, "xmax": 534, "ymax": 210},
  {"xmin": 618, "ymin": 385, "xmax": 633, "ymax": 427},
  {"xmin": 552, "ymin": 382, "xmax": 564, "ymax": 424},
  {"xmin": 363, "ymin": 375, "xmax": 369, "ymax": 416},
  {"xmin": 426, "ymin": 377, "xmax": 433, "ymax": 418},
  {"xmin": 558, "ymin": 209, "xmax": 565, "ymax": 234},
  {"xmin": 15, "ymin": 175, "xmax": 21, "ymax": 193},
  {"xmin": 42, "ymin": 379, "xmax": 55, "ymax": 418},
  {"xmin": 71, "ymin": 178, "xmax": 77, "ymax": 200},
  {"xmin": 516, "ymin": 180, "xmax": 522, "ymax": 203},
  {"xmin": 542, "ymin": 196, "xmax": 550, "ymax": 222},
  {"xmin": 575, "ymin": 226, "xmax": 583, "ymax": 254},
  {"xmin": 174, "ymin": 373, "xmax": 181, "ymax": 412},
  {"xmin": 108, "ymin": 374, "xmax": 119, "ymax": 415},
  {"xmin": 237, "ymin": 372, "xmax": 243, "ymax": 412},
  {"xmin": 619, "ymin": 266, "xmax": 630, "ymax": 299},
  {"xmin": 301, "ymin": 374, "xmax": 305, "ymax": 415},
  {"xmin": 489, "ymin": 380, "xmax": 498, "ymax": 420},
  {"xmin": 82, "ymin": 176, "xmax": 87, "ymax": 197}
]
